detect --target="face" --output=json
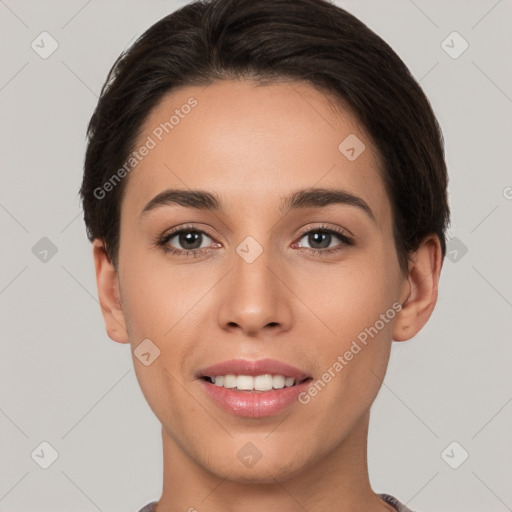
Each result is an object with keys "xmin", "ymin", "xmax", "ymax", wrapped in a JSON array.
[{"xmin": 107, "ymin": 79, "xmax": 411, "ymax": 482}]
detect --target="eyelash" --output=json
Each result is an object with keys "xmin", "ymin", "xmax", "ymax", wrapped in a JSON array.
[{"xmin": 155, "ymin": 224, "xmax": 354, "ymax": 258}]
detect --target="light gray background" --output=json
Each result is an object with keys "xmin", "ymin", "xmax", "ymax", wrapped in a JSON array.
[{"xmin": 1, "ymin": 0, "xmax": 511, "ymax": 511}]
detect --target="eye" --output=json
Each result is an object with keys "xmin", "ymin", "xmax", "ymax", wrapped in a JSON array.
[
  {"xmin": 168, "ymin": 230, "xmax": 211, "ymax": 250},
  {"xmin": 155, "ymin": 224, "xmax": 353, "ymax": 258},
  {"xmin": 156, "ymin": 226, "xmax": 220, "ymax": 257},
  {"xmin": 295, "ymin": 225, "xmax": 353, "ymax": 255}
]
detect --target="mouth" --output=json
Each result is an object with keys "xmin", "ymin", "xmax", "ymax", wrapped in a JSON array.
[
  {"xmin": 196, "ymin": 359, "xmax": 313, "ymax": 418},
  {"xmin": 201, "ymin": 374, "xmax": 310, "ymax": 392}
]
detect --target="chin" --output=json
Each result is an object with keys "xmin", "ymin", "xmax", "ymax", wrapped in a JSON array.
[
  {"xmin": 210, "ymin": 460, "xmax": 305, "ymax": 485},
  {"xmin": 196, "ymin": 444, "xmax": 314, "ymax": 485}
]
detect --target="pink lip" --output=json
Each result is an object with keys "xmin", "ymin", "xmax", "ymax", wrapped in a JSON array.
[{"xmin": 196, "ymin": 358, "xmax": 312, "ymax": 418}]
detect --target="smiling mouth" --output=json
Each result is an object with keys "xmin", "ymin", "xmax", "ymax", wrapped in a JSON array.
[{"xmin": 201, "ymin": 374, "xmax": 311, "ymax": 392}]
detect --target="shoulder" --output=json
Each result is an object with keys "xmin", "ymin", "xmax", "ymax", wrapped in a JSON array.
[
  {"xmin": 138, "ymin": 496, "xmax": 417, "ymax": 512},
  {"xmin": 379, "ymin": 493, "xmax": 417, "ymax": 512},
  {"xmin": 137, "ymin": 501, "xmax": 158, "ymax": 512}
]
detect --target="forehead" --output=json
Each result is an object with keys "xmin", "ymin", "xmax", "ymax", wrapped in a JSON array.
[{"xmin": 121, "ymin": 79, "xmax": 391, "ymax": 228}]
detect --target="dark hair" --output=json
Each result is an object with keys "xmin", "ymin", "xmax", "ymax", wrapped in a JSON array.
[{"xmin": 80, "ymin": 0, "xmax": 450, "ymax": 273}]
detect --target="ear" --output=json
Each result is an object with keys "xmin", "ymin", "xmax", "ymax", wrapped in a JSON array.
[
  {"xmin": 92, "ymin": 239, "xmax": 129, "ymax": 344},
  {"xmin": 392, "ymin": 234, "xmax": 444, "ymax": 342}
]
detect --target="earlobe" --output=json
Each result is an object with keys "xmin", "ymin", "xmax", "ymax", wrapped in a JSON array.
[
  {"xmin": 392, "ymin": 235, "xmax": 443, "ymax": 342},
  {"xmin": 92, "ymin": 239, "xmax": 129, "ymax": 344}
]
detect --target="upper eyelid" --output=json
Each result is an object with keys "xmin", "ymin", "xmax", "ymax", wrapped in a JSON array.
[
  {"xmin": 163, "ymin": 224, "xmax": 214, "ymax": 237},
  {"xmin": 297, "ymin": 224, "xmax": 352, "ymax": 238},
  {"xmin": 163, "ymin": 224, "xmax": 349, "ymax": 236},
  {"xmin": 162, "ymin": 224, "xmax": 352, "ymax": 246}
]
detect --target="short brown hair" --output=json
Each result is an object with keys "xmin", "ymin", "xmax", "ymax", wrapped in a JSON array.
[{"xmin": 80, "ymin": 0, "xmax": 450, "ymax": 273}]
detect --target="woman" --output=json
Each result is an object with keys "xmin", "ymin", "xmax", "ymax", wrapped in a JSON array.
[{"xmin": 80, "ymin": 0, "xmax": 450, "ymax": 510}]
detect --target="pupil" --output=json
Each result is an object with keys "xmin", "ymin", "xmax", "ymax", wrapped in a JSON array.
[
  {"xmin": 309, "ymin": 231, "xmax": 330, "ymax": 249},
  {"xmin": 180, "ymin": 231, "xmax": 201, "ymax": 249}
]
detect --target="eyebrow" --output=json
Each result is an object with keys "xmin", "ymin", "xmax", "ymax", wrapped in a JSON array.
[{"xmin": 140, "ymin": 187, "xmax": 375, "ymax": 222}]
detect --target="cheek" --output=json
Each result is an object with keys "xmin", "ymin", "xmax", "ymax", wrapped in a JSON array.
[
  {"xmin": 295, "ymin": 256, "xmax": 397, "ymax": 338},
  {"xmin": 295, "ymin": 259, "xmax": 398, "ymax": 402},
  {"xmin": 119, "ymin": 251, "xmax": 195, "ymax": 338},
  {"xmin": 297, "ymin": 304, "xmax": 395, "ymax": 435},
  {"xmin": 118, "ymin": 251, "xmax": 213, "ymax": 401}
]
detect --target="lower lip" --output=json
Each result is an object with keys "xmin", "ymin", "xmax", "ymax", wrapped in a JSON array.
[{"xmin": 199, "ymin": 379, "xmax": 311, "ymax": 418}]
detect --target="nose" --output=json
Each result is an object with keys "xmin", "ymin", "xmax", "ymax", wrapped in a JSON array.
[{"xmin": 216, "ymin": 241, "xmax": 293, "ymax": 337}]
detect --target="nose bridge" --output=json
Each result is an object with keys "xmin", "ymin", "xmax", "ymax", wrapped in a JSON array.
[
  {"xmin": 236, "ymin": 237, "xmax": 275, "ymax": 297},
  {"xmin": 217, "ymin": 234, "xmax": 292, "ymax": 334}
]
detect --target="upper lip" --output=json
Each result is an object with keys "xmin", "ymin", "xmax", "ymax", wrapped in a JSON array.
[{"xmin": 197, "ymin": 358, "xmax": 311, "ymax": 381}]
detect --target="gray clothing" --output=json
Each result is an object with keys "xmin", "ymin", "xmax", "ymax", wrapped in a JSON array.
[{"xmin": 137, "ymin": 493, "xmax": 416, "ymax": 511}]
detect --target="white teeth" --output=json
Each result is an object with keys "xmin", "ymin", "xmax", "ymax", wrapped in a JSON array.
[
  {"xmin": 223, "ymin": 374, "xmax": 237, "ymax": 388},
  {"xmin": 284, "ymin": 377, "xmax": 295, "ymax": 387},
  {"xmin": 210, "ymin": 374, "xmax": 299, "ymax": 391},
  {"xmin": 273, "ymin": 375, "xmax": 285, "ymax": 389},
  {"xmin": 236, "ymin": 375, "xmax": 254, "ymax": 390},
  {"xmin": 254, "ymin": 374, "xmax": 273, "ymax": 391}
]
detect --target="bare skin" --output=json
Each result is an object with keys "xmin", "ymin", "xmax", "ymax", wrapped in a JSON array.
[{"xmin": 93, "ymin": 79, "xmax": 442, "ymax": 511}]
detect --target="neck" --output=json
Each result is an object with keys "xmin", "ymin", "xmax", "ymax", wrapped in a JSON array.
[{"xmin": 155, "ymin": 411, "xmax": 394, "ymax": 512}]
